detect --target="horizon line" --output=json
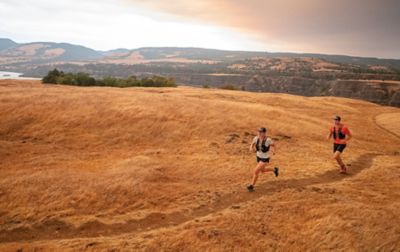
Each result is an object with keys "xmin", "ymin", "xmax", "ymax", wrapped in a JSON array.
[{"xmin": 1, "ymin": 37, "xmax": 400, "ymax": 61}]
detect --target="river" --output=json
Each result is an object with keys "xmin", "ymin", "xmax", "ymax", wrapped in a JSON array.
[{"xmin": 0, "ymin": 71, "xmax": 40, "ymax": 80}]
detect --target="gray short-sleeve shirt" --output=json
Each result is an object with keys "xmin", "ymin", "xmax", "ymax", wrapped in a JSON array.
[{"xmin": 253, "ymin": 136, "xmax": 273, "ymax": 159}]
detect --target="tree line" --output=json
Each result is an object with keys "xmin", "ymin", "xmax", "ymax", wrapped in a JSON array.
[{"xmin": 42, "ymin": 68, "xmax": 177, "ymax": 87}]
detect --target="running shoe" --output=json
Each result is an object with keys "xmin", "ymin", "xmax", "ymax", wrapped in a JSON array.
[
  {"xmin": 247, "ymin": 184, "xmax": 254, "ymax": 192},
  {"xmin": 274, "ymin": 167, "xmax": 279, "ymax": 177}
]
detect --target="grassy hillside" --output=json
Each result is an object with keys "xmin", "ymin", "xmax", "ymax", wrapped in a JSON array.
[{"xmin": 0, "ymin": 80, "xmax": 399, "ymax": 250}]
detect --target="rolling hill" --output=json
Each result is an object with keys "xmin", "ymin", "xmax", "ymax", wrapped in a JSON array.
[
  {"xmin": 1, "ymin": 38, "xmax": 400, "ymax": 69},
  {"xmin": 0, "ymin": 38, "xmax": 102, "ymax": 65},
  {"xmin": 0, "ymin": 79, "xmax": 399, "ymax": 250},
  {"xmin": 0, "ymin": 38, "xmax": 18, "ymax": 51}
]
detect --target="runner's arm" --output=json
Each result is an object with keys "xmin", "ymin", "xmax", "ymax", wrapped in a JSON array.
[
  {"xmin": 249, "ymin": 142, "xmax": 256, "ymax": 152},
  {"xmin": 271, "ymin": 142, "xmax": 276, "ymax": 155},
  {"xmin": 346, "ymin": 130, "xmax": 352, "ymax": 142},
  {"xmin": 327, "ymin": 131, "xmax": 332, "ymax": 140}
]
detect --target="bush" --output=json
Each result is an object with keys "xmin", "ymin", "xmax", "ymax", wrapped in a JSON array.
[
  {"xmin": 42, "ymin": 69, "xmax": 62, "ymax": 84},
  {"xmin": 42, "ymin": 69, "xmax": 177, "ymax": 88},
  {"xmin": 76, "ymin": 72, "xmax": 96, "ymax": 86},
  {"xmin": 58, "ymin": 73, "xmax": 76, "ymax": 85}
]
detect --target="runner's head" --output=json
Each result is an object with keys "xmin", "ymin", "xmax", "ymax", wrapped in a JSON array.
[
  {"xmin": 333, "ymin": 115, "xmax": 341, "ymax": 125},
  {"xmin": 258, "ymin": 127, "xmax": 267, "ymax": 137}
]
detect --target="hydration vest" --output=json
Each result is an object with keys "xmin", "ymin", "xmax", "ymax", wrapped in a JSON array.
[
  {"xmin": 256, "ymin": 137, "xmax": 270, "ymax": 153},
  {"xmin": 333, "ymin": 127, "xmax": 346, "ymax": 140}
]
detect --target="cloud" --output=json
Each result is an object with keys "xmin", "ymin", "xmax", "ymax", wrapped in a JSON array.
[
  {"xmin": 0, "ymin": 0, "xmax": 261, "ymax": 51},
  {"xmin": 1, "ymin": 0, "xmax": 399, "ymax": 57},
  {"xmin": 0, "ymin": 0, "xmax": 266, "ymax": 51},
  {"xmin": 129, "ymin": 0, "xmax": 400, "ymax": 58}
]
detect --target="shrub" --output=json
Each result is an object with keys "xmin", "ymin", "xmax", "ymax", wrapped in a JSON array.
[
  {"xmin": 42, "ymin": 69, "xmax": 177, "ymax": 88},
  {"xmin": 76, "ymin": 72, "xmax": 96, "ymax": 86},
  {"xmin": 42, "ymin": 69, "xmax": 62, "ymax": 84}
]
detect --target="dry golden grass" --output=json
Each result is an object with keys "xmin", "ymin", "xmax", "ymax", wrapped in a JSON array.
[
  {"xmin": 100, "ymin": 51, "xmax": 218, "ymax": 65},
  {"xmin": 43, "ymin": 48, "xmax": 66, "ymax": 58},
  {"xmin": 0, "ymin": 80, "xmax": 399, "ymax": 251},
  {"xmin": 375, "ymin": 112, "xmax": 400, "ymax": 137},
  {"xmin": 15, "ymin": 44, "xmax": 47, "ymax": 56}
]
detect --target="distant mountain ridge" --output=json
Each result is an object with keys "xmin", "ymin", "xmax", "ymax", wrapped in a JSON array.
[
  {"xmin": 0, "ymin": 38, "xmax": 18, "ymax": 50},
  {"xmin": 1, "ymin": 38, "xmax": 400, "ymax": 70},
  {"xmin": 0, "ymin": 38, "xmax": 102, "ymax": 64}
]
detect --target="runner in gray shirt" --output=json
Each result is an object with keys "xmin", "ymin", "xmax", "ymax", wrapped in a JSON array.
[{"xmin": 247, "ymin": 127, "xmax": 279, "ymax": 192}]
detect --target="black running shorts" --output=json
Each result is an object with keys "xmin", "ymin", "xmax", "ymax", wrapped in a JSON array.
[
  {"xmin": 333, "ymin": 143, "xmax": 346, "ymax": 153},
  {"xmin": 257, "ymin": 156, "xmax": 270, "ymax": 163}
]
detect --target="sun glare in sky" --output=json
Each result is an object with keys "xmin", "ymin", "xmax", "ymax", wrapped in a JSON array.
[{"xmin": 0, "ymin": 0, "xmax": 265, "ymax": 51}]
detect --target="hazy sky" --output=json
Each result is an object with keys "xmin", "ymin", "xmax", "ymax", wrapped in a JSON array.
[{"xmin": 0, "ymin": 0, "xmax": 399, "ymax": 58}]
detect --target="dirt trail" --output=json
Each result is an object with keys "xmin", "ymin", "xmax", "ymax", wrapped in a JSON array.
[
  {"xmin": 374, "ymin": 113, "xmax": 400, "ymax": 139},
  {"xmin": 0, "ymin": 153, "xmax": 379, "ymax": 243}
]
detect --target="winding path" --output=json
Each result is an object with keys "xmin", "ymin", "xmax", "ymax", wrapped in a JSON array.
[
  {"xmin": 0, "ymin": 153, "xmax": 379, "ymax": 243},
  {"xmin": 373, "ymin": 113, "xmax": 400, "ymax": 140}
]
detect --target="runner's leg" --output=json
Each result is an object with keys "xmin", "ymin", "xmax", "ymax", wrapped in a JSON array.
[
  {"xmin": 251, "ymin": 162, "xmax": 266, "ymax": 186},
  {"xmin": 333, "ymin": 151, "xmax": 345, "ymax": 167},
  {"xmin": 261, "ymin": 162, "xmax": 274, "ymax": 174}
]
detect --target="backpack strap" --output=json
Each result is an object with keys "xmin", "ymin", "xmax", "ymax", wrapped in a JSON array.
[
  {"xmin": 263, "ymin": 138, "xmax": 270, "ymax": 152},
  {"xmin": 333, "ymin": 126, "xmax": 337, "ymax": 139},
  {"xmin": 256, "ymin": 137, "xmax": 260, "ymax": 151}
]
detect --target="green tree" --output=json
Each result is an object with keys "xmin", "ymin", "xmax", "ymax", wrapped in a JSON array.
[{"xmin": 42, "ymin": 68, "xmax": 62, "ymax": 84}]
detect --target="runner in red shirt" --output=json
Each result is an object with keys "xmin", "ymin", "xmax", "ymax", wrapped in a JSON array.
[{"xmin": 327, "ymin": 115, "xmax": 352, "ymax": 174}]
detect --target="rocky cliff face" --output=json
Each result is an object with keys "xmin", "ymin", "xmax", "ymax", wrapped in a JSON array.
[
  {"xmin": 173, "ymin": 74, "xmax": 400, "ymax": 107},
  {"xmin": 328, "ymin": 80, "xmax": 400, "ymax": 107}
]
